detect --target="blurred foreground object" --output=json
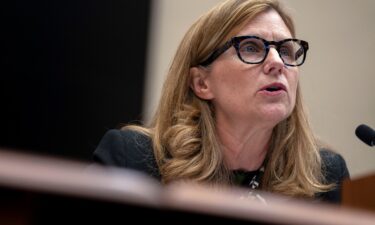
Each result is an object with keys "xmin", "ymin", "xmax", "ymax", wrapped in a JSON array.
[
  {"xmin": 0, "ymin": 149, "xmax": 374, "ymax": 225},
  {"xmin": 343, "ymin": 174, "xmax": 375, "ymax": 212},
  {"xmin": 355, "ymin": 124, "xmax": 375, "ymax": 147}
]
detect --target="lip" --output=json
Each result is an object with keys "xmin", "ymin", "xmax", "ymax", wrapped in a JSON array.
[{"xmin": 258, "ymin": 82, "xmax": 287, "ymax": 96}]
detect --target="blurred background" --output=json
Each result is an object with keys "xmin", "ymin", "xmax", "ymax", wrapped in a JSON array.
[
  {"xmin": 1, "ymin": 0, "xmax": 151, "ymax": 160},
  {"xmin": 1, "ymin": 0, "xmax": 374, "ymax": 178}
]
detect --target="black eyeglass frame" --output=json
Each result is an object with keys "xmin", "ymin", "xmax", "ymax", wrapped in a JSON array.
[{"xmin": 200, "ymin": 36, "xmax": 309, "ymax": 67}]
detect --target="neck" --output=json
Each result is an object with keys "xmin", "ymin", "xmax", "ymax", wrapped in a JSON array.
[{"xmin": 216, "ymin": 119, "xmax": 273, "ymax": 171}]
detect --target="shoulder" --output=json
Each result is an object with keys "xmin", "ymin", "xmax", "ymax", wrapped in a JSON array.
[
  {"xmin": 319, "ymin": 148, "xmax": 350, "ymax": 183},
  {"xmin": 93, "ymin": 129, "xmax": 160, "ymax": 179},
  {"xmin": 318, "ymin": 148, "xmax": 350, "ymax": 203}
]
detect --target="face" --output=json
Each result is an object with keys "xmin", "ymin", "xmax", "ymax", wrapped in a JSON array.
[{"xmin": 197, "ymin": 9, "xmax": 299, "ymax": 128}]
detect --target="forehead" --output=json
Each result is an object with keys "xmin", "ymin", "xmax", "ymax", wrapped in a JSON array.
[{"xmin": 236, "ymin": 9, "xmax": 292, "ymax": 40}]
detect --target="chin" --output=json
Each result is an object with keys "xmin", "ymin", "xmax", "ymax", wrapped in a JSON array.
[{"xmin": 260, "ymin": 106, "xmax": 292, "ymax": 124}]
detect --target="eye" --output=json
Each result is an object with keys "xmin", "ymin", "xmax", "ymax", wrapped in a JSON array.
[
  {"xmin": 279, "ymin": 46, "xmax": 292, "ymax": 57},
  {"xmin": 243, "ymin": 44, "xmax": 258, "ymax": 53},
  {"xmin": 239, "ymin": 41, "xmax": 263, "ymax": 54}
]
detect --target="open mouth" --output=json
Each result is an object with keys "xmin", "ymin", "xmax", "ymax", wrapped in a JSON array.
[
  {"xmin": 261, "ymin": 83, "xmax": 286, "ymax": 93},
  {"xmin": 265, "ymin": 86, "xmax": 283, "ymax": 92}
]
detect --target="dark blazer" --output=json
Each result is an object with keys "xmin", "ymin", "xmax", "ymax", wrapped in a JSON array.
[{"xmin": 93, "ymin": 129, "xmax": 350, "ymax": 204}]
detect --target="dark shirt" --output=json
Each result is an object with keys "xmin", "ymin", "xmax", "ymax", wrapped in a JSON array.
[{"xmin": 93, "ymin": 129, "xmax": 350, "ymax": 204}]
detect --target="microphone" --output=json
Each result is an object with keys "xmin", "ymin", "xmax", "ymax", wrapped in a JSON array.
[{"xmin": 355, "ymin": 124, "xmax": 375, "ymax": 147}]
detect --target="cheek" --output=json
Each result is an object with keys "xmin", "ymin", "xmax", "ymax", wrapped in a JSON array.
[
  {"xmin": 210, "ymin": 63, "xmax": 259, "ymax": 92},
  {"xmin": 292, "ymin": 73, "xmax": 299, "ymax": 92},
  {"xmin": 209, "ymin": 66, "xmax": 241, "ymax": 93},
  {"xmin": 210, "ymin": 73, "xmax": 255, "ymax": 104},
  {"xmin": 288, "ymin": 73, "xmax": 300, "ymax": 105}
]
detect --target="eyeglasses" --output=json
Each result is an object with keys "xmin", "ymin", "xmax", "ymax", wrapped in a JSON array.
[{"xmin": 200, "ymin": 36, "xmax": 309, "ymax": 67}]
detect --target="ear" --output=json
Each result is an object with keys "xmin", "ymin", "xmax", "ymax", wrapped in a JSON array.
[{"xmin": 189, "ymin": 67, "xmax": 214, "ymax": 100}]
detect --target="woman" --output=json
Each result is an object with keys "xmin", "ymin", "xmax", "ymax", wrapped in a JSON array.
[{"xmin": 93, "ymin": 0, "xmax": 349, "ymax": 203}]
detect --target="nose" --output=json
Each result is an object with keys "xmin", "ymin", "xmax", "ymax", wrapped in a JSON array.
[{"xmin": 263, "ymin": 48, "xmax": 284, "ymax": 75}]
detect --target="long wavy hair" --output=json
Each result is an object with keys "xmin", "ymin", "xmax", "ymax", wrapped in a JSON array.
[{"xmin": 127, "ymin": 0, "xmax": 332, "ymax": 197}]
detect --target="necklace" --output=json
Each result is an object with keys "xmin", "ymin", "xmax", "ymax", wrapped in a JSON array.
[
  {"xmin": 233, "ymin": 166, "xmax": 264, "ymax": 189},
  {"xmin": 233, "ymin": 166, "xmax": 266, "ymax": 203}
]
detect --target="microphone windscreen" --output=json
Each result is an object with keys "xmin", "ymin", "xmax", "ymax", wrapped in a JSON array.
[{"xmin": 355, "ymin": 124, "xmax": 375, "ymax": 146}]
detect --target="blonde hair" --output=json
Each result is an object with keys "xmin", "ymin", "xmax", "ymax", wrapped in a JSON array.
[{"xmin": 127, "ymin": 0, "xmax": 332, "ymax": 197}]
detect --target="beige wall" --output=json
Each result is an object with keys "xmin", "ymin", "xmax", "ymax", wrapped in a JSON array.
[{"xmin": 143, "ymin": 0, "xmax": 375, "ymax": 178}]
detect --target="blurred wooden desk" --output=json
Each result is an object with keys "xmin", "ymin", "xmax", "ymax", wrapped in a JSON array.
[
  {"xmin": 343, "ymin": 173, "xmax": 375, "ymax": 212},
  {"xmin": 0, "ymin": 149, "xmax": 374, "ymax": 225}
]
